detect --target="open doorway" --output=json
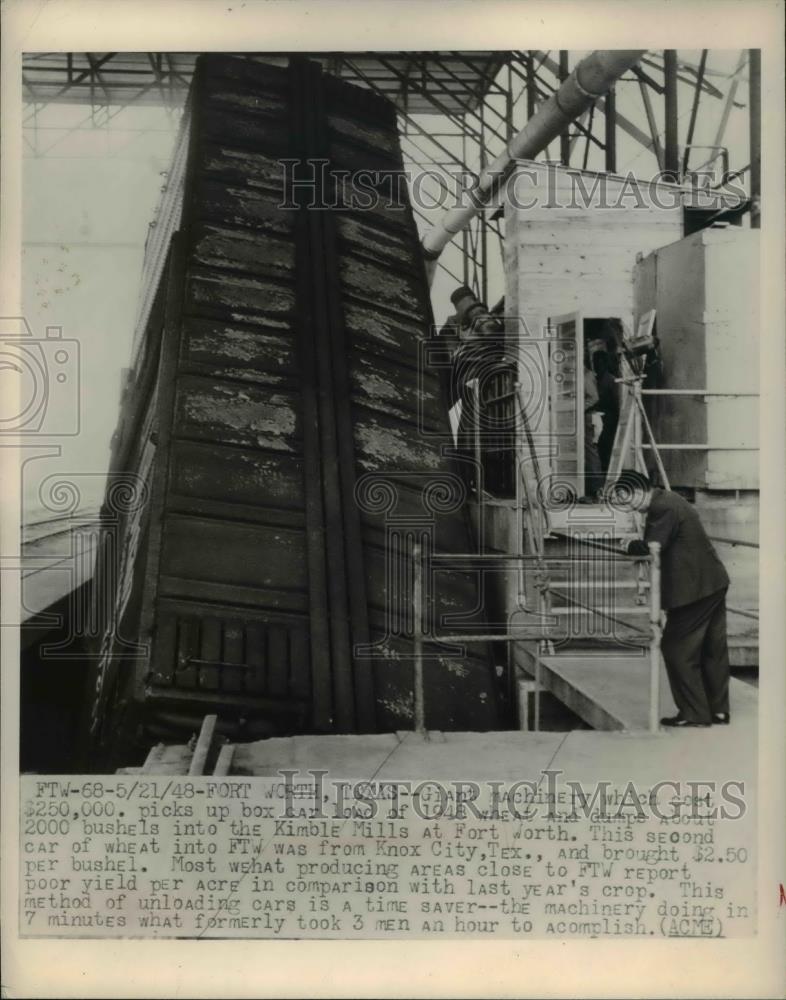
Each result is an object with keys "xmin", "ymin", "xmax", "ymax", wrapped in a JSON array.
[{"xmin": 548, "ymin": 314, "xmax": 625, "ymax": 501}]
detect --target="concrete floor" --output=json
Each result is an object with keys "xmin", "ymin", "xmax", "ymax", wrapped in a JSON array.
[{"xmin": 231, "ymin": 675, "xmax": 757, "ymax": 788}]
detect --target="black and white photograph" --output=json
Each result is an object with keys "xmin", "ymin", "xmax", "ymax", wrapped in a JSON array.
[{"xmin": 2, "ymin": 2, "xmax": 784, "ymax": 997}]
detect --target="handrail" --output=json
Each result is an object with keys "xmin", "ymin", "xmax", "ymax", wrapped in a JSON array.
[
  {"xmin": 412, "ymin": 541, "xmax": 425, "ymax": 733},
  {"xmin": 548, "ymin": 529, "xmax": 644, "ymax": 559},
  {"xmin": 429, "ymin": 551, "xmax": 649, "ymax": 562},
  {"xmin": 411, "ymin": 541, "xmax": 663, "ymax": 736},
  {"xmin": 609, "ymin": 372, "xmax": 759, "ymax": 628},
  {"xmin": 545, "ymin": 586, "xmax": 651, "ymax": 637},
  {"xmin": 639, "ymin": 389, "xmax": 758, "ymax": 397},
  {"xmin": 727, "ymin": 606, "xmax": 759, "ymax": 621},
  {"xmin": 647, "ymin": 542, "xmax": 662, "ymax": 732},
  {"xmin": 707, "ymin": 536, "xmax": 759, "ymax": 549}
]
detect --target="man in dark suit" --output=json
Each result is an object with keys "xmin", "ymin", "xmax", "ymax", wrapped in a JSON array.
[
  {"xmin": 614, "ymin": 471, "xmax": 731, "ymax": 728},
  {"xmin": 591, "ymin": 348, "xmax": 620, "ymax": 474}
]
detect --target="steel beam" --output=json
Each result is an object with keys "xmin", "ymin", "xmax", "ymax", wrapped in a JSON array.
[
  {"xmin": 683, "ymin": 49, "xmax": 708, "ymax": 174},
  {"xmin": 663, "ymin": 50, "xmax": 679, "ymax": 181},
  {"xmin": 416, "ymin": 53, "xmax": 510, "ymax": 145},
  {"xmin": 712, "ymin": 51, "xmax": 748, "ymax": 158},
  {"xmin": 749, "ymin": 49, "xmax": 761, "ymax": 228},
  {"xmin": 526, "ymin": 52, "xmax": 537, "ymax": 118},
  {"xmin": 582, "ymin": 104, "xmax": 595, "ymax": 171},
  {"xmin": 558, "ymin": 51, "xmax": 571, "ymax": 166},
  {"xmin": 605, "ymin": 85, "xmax": 617, "ymax": 172},
  {"xmin": 638, "ymin": 77, "xmax": 664, "ymax": 170}
]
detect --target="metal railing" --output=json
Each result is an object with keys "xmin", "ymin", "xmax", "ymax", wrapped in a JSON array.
[
  {"xmin": 611, "ymin": 374, "xmax": 759, "ymax": 625},
  {"xmin": 705, "ymin": 535, "xmax": 760, "ymax": 622},
  {"xmin": 440, "ymin": 356, "xmax": 757, "ymax": 742},
  {"xmin": 707, "ymin": 536, "xmax": 759, "ymax": 549},
  {"xmin": 411, "ymin": 540, "xmax": 663, "ymax": 736}
]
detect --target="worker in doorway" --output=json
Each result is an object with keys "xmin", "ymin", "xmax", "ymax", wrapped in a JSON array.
[
  {"xmin": 582, "ymin": 353, "xmax": 603, "ymax": 500},
  {"xmin": 613, "ymin": 470, "xmax": 731, "ymax": 728},
  {"xmin": 591, "ymin": 347, "xmax": 620, "ymax": 474}
]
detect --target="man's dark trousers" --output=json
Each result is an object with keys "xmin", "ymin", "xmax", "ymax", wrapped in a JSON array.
[
  {"xmin": 661, "ymin": 586, "xmax": 730, "ymax": 725},
  {"xmin": 635, "ymin": 488, "xmax": 731, "ymax": 724}
]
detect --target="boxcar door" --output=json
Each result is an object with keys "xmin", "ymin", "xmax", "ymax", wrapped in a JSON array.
[{"xmin": 548, "ymin": 311, "xmax": 583, "ymax": 497}]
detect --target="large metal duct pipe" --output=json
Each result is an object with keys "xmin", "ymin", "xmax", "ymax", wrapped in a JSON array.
[{"xmin": 420, "ymin": 49, "xmax": 646, "ymax": 281}]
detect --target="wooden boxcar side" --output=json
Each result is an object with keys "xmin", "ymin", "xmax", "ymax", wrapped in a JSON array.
[{"xmin": 88, "ymin": 55, "xmax": 509, "ymax": 768}]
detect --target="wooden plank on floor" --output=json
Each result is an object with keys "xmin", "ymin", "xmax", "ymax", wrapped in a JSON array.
[
  {"xmin": 213, "ymin": 743, "xmax": 235, "ymax": 776},
  {"xmin": 540, "ymin": 652, "xmax": 653, "ymax": 731},
  {"xmin": 188, "ymin": 714, "xmax": 218, "ymax": 775}
]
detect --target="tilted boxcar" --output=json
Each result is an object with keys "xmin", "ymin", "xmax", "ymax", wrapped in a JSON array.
[{"xmin": 87, "ymin": 54, "xmax": 510, "ymax": 769}]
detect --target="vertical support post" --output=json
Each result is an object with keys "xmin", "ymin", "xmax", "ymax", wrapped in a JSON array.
[
  {"xmin": 749, "ymin": 49, "xmax": 761, "ymax": 229},
  {"xmin": 629, "ymin": 376, "xmax": 646, "ymax": 536},
  {"xmin": 506, "ymin": 58, "xmax": 514, "ymax": 140},
  {"xmin": 534, "ymin": 572, "xmax": 551, "ymax": 733},
  {"xmin": 534, "ymin": 641, "xmax": 543, "ymax": 732},
  {"xmin": 638, "ymin": 78, "xmax": 664, "ymax": 171},
  {"xmin": 479, "ymin": 103, "xmax": 488, "ymax": 306},
  {"xmin": 472, "ymin": 379, "xmax": 482, "ymax": 496},
  {"xmin": 632, "ymin": 377, "xmax": 643, "ymax": 473},
  {"xmin": 513, "ymin": 380, "xmax": 525, "ymax": 606},
  {"xmin": 559, "ymin": 51, "xmax": 570, "ymax": 166},
  {"xmin": 461, "ymin": 129, "xmax": 470, "ymax": 285},
  {"xmin": 663, "ymin": 50, "xmax": 679, "ymax": 182},
  {"xmin": 526, "ymin": 53, "xmax": 537, "ymax": 119},
  {"xmin": 607, "ymin": 380, "xmax": 634, "ymax": 483},
  {"xmin": 582, "ymin": 105, "xmax": 594, "ymax": 171},
  {"xmin": 412, "ymin": 541, "xmax": 425, "ymax": 735},
  {"xmin": 634, "ymin": 388, "xmax": 671, "ymax": 490},
  {"xmin": 682, "ymin": 49, "xmax": 707, "ymax": 175},
  {"xmin": 605, "ymin": 85, "xmax": 617, "ymax": 173},
  {"xmin": 517, "ymin": 678, "xmax": 532, "ymax": 731},
  {"xmin": 648, "ymin": 542, "xmax": 662, "ymax": 733},
  {"xmin": 712, "ymin": 51, "xmax": 747, "ymax": 168}
]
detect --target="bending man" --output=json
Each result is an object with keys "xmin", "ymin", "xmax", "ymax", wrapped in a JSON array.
[{"xmin": 615, "ymin": 470, "xmax": 731, "ymax": 728}]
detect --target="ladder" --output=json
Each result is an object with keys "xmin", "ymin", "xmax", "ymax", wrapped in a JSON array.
[{"xmin": 605, "ymin": 353, "xmax": 671, "ymax": 491}]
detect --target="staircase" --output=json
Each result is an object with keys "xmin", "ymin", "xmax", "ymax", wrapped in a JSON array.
[
  {"xmin": 506, "ymin": 340, "xmax": 758, "ymax": 729},
  {"xmin": 508, "ymin": 497, "xmax": 666, "ymax": 732},
  {"xmin": 508, "ymin": 379, "xmax": 665, "ymax": 732}
]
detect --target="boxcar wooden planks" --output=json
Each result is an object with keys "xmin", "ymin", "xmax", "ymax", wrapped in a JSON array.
[{"xmin": 88, "ymin": 55, "xmax": 507, "ymax": 768}]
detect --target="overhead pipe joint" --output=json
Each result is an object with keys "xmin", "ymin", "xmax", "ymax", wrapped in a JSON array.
[{"xmin": 420, "ymin": 49, "xmax": 646, "ymax": 283}]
